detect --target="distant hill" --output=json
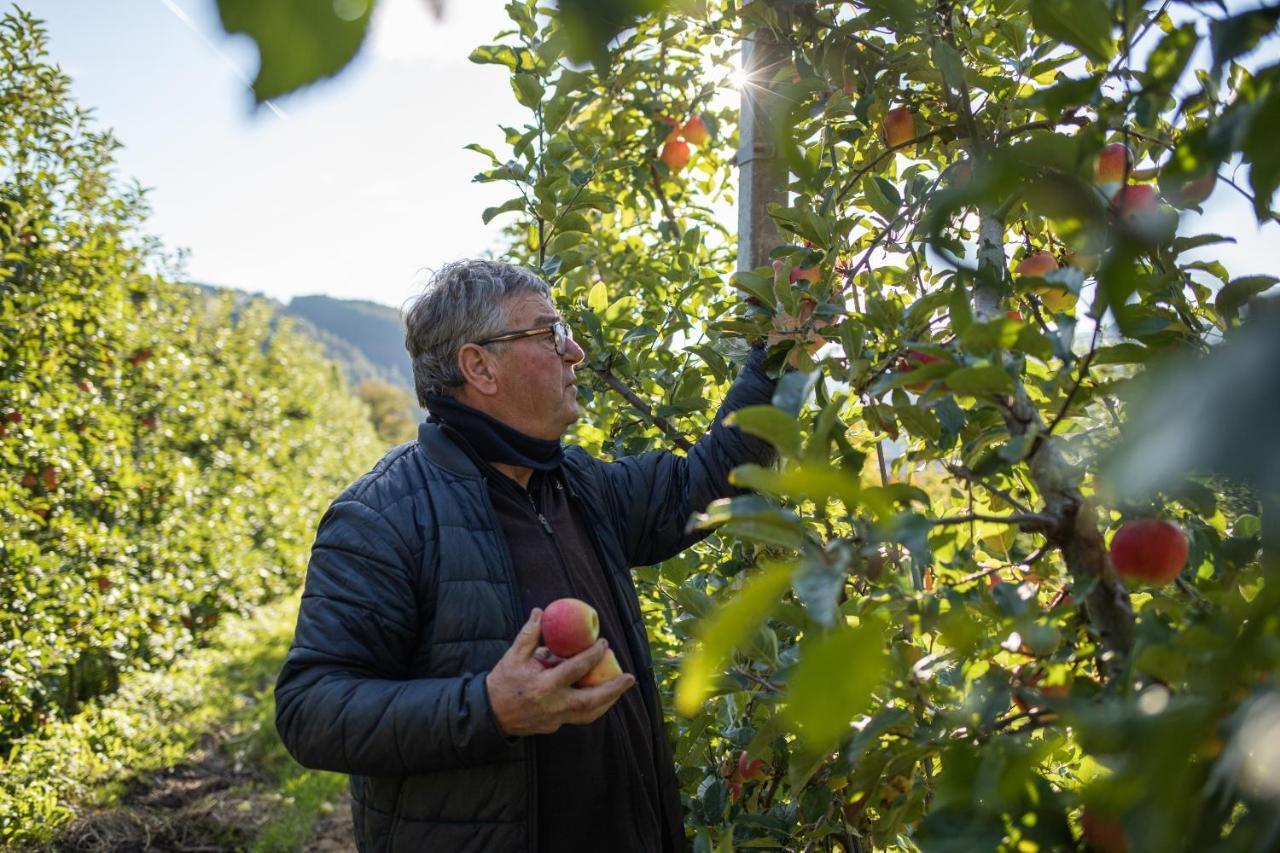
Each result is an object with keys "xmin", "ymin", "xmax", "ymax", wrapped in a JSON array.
[
  {"xmin": 283, "ymin": 295, "xmax": 414, "ymax": 393},
  {"xmin": 190, "ymin": 284, "xmax": 416, "ymax": 397}
]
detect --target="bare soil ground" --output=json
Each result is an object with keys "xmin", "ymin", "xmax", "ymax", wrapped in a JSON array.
[{"xmin": 47, "ymin": 740, "xmax": 355, "ymax": 853}]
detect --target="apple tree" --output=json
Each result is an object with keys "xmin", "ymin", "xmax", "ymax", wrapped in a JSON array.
[{"xmin": 467, "ymin": 0, "xmax": 1280, "ymax": 850}]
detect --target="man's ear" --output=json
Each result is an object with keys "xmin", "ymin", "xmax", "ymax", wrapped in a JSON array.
[{"xmin": 457, "ymin": 342, "xmax": 500, "ymax": 396}]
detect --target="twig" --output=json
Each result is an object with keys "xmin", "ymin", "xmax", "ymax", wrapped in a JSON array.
[
  {"xmin": 931, "ymin": 511, "xmax": 1055, "ymax": 529},
  {"xmin": 945, "ymin": 463, "xmax": 1033, "ymax": 515},
  {"xmin": 590, "ymin": 364, "xmax": 694, "ymax": 451}
]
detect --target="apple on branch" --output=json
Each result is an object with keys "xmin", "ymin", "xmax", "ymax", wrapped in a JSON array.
[
  {"xmin": 879, "ymin": 106, "xmax": 916, "ymax": 153},
  {"xmin": 1109, "ymin": 519, "xmax": 1188, "ymax": 584},
  {"xmin": 1014, "ymin": 251, "xmax": 1076, "ymax": 312},
  {"xmin": 681, "ymin": 114, "xmax": 709, "ymax": 146},
  {"xmin": 659, "ymin": 139, "xmax": 691, "ymax": 171}
]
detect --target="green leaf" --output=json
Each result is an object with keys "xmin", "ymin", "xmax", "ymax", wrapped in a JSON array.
[
  {"xmin": 689, "ymin": 496, "xmax": 810, "ymax": 550},
  {"xmin": 944, "ymin": 365, "xmax": 1015, "ymax": 395},
  {"xmin": 726, "ymin": 406, "xmax": 803, "ymax": 458},
  {"xmin": 1021, "ymin": 75, "xmax": 1103, "ymax": 116},
  {"xmin": 215, "ymin": 0, "xmax": 372, "ymax": 104},
  {"xmin": 481, "ymin": 197, "xmax": 526, "ymax": 225},
  {"xmin": 675, "ymin": 559, "xmax": 796, "ymax": 716},
  {"xmin": 1142, "ymin": 24, "xmax": 1197, "ymax": 101},
  {"xmin": 1029, "ymin": 0, "xmax": 1115, "ymax": 65},
  {"xmin": 1216, "ymin": 275, "xmax": 1279, "ymax": 320},
  {"xmin": 1242, "ymin": 87, "xmax": 1280, "ymax": 220},
  {"xmin": 931, "ymin": 41, "xmax": 966, "ymax": 93},
  {"xmin": 468, "ymin": 43, "xmax": 538, "ymax": 71},
  {"xmin": 863, "ymin": 176, "xmax": 901, "ymax": 220},
  {"xmin": 782, "ymin": 624, "xmax": 887, "ymax": 752},
  {"xmin": 511, "ymin": 72, "xmax": 545, "ymax": 109},
  {"xmin": 729, "ymin": 463, "xmax": 862, "ymax": 506},
  {"xmin": 1209, "ymin": 5, "xmax": 1280, "ymax": 78}
]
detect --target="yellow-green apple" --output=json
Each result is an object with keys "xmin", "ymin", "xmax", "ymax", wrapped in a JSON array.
[
  {"xmin": 575, "ymin": 647, "xmax": 623, "ymax": 687},
  {"xmin": 880, "ymin": 107, "xmax": 916, "ymax": 151},
  {"xmin": 541, "ymin": 597, "xmax": 599, "ymax": 657},
  {"xmin": 660, "ymin": 139, "xmax": 691, "ymax": 171},
  {"xmin": 1109, "ymin": 519, "xmax": 1188, "ymax": 584},
  {"xmin": 681, "ymin": 114, "xmax": 709, "ymax": 146}
]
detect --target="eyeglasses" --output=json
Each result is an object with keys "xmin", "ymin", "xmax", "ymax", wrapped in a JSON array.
[{"xmin": 473, "ymin": 320, "xmax": 574, "ymax": 356}]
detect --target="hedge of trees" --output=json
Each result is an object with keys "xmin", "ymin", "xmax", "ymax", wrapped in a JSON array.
[{"xmin": 0, "ymin": 7, "xmax": 384, "ymax": 800}]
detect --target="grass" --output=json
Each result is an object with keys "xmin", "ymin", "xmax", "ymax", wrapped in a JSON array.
[{"xmin": 1, "ymin": 594, "xmax": 348, "ymax": 851}]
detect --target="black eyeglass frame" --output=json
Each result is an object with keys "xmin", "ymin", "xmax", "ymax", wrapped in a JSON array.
[{"xmin": 473, "ymin": 320, "xmax": 573, "ymax": 356}]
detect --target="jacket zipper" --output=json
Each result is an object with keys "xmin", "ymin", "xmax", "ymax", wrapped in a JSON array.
[{"xmin": 476, "ymin": 486, "xmax": 539, "ymax": 853}]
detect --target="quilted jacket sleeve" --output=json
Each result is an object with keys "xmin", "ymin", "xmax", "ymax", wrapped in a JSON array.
[
  {"xmin": 598, "ymin": 346, "xmax": 779, "ymax": 567},
  {"xmin": 275, "ymin": 498, "xmax": 512, "ymax": 776}
]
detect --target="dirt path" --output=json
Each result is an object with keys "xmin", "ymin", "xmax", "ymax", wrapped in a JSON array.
[{"xmin": 47, "ymin": 739, "xmax": 355, "ymax": 852}]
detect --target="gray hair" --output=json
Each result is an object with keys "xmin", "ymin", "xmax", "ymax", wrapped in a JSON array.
[{"xmin": 403, "ymin": 259, "xmax": 552, "ymax": 405}]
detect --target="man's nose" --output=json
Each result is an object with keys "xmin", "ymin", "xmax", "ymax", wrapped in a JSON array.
[{"xmin": 564, "ymin": 335, "xmax": 586, "ymax": 364}]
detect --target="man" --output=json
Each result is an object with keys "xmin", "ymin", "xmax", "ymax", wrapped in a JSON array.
[{"xmin": 275, "ymin": 259, "xmax": 780, "ymax": 851}]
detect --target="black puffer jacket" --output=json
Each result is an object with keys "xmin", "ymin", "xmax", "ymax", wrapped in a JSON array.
[{"xmin": 275, "ymin": 354, "xmax": 777, "ymax": 852}]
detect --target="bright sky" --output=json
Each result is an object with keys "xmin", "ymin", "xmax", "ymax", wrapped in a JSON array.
[
  {"xmin": 18, "ymin": 0, "xmax": 1279, "ymax": 310},
  {"xmin": 23, "ymin": 0, "xmax": 526, "ymax": 310}
]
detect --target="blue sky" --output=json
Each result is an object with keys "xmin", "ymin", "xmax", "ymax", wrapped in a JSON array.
[{"xmin": 17, "ymin": 0, "xmax": 1279, "ymax": 310}]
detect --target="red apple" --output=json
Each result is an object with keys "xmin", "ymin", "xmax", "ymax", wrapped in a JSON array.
[
  {"xmin": 40, "ymin": 467, "xmax": 57, "ymax": 491},
  {"xmin": 1081, "ymin": 809, "xmax": 1128, "ymax": 853},
  {"xmin": 660, "ymin": 139, "xmax": 691, "ymax": 171},
  {"xmin": 6, "ymin": 411, "xmax": 20, "ymax": 423},
  {"xmin": 880, "ymin": 107, "xmax": 916, "ymax": 151},
  {"xmin": 896, "ymin": 350, "xmax": 947, "ymax": 393},
  {"xmin": 1094, "ymin": 143, "xmax": 1133, "ymax": 185},
  {"xmin": 949, "ymin": 160, "xmax": 972, "ymax": 188},
  {"xmin": 681, "ymin": 114, "xmax": 709, "ymax": 146},
  {"xmin": 575, "ymin": 647, "xmax": 623, "ymax": 687},
  {"xmin": 788, "ymin": 265, "xmax": 820, "ymax": 284},
  {"xmin": 728, "ymin": 780, "xmax": 743, "ymax": 802},
  {"xmin": 1015, "ymin": 251, "xmax": 1058, "ymax": 278},
  {"xmin": 541, "ymin": 597, "xmax": 600, "ymax": 657},
  {"xmin": 1110, "ymin": 519, "xmax": 1188, "ymax": 584},
  {"xmin": 96, "ymin": 577, "xmax": 110, "ymax": 592},
  {"xmin": 20, "ymin": 473, "xmax": 36, "ymax": 488},
  {"xmin": 737, "ymin": 750, "xmax": 767, "ymax": 782}
]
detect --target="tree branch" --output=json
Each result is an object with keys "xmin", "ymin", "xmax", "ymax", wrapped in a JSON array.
[{"xmin": 589, "ymin": 364, "xmax": 694, "ymax": 451}]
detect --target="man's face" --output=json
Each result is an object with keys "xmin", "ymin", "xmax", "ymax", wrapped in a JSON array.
[{"xmin": 485, "ymin": 292, "xmax": 586, "ymax": 440}]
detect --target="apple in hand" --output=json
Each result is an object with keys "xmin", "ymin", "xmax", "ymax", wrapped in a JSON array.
[
  {"xmin": 542, "ymin": 598, "xmax": 600, "ymax": 657},
  {"xmin": 1109, "ymin": 519, "xmax": 1188, "ymax": 584},
  {"xmin": 880, "ymin": 107, "xmax": 916, "ymax": 151},
  {"xmin": 575, "ymin": 647, "xmax": 623, "ymax": 687}
]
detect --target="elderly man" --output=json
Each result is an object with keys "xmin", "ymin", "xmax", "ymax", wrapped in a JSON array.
[{"xmin": 275, "ymin": 259, "xmax": 780, "ymax": 852}]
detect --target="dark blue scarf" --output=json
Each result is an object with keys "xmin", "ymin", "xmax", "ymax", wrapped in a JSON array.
[{"xmin": 425, "ymin": 393, "xmax": 565, "ymax": 471}]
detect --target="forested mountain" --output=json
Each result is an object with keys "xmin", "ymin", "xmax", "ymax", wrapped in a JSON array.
[{"xmin": 192, "ymin": 285, "xmax": 417, "ymax": 397}]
